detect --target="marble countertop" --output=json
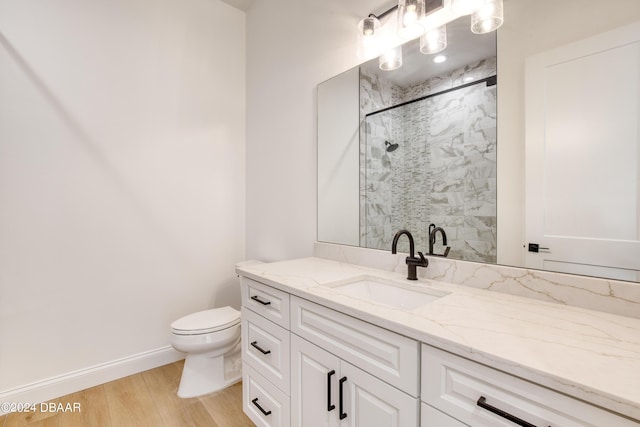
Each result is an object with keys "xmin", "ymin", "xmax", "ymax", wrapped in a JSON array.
[{"xmin": 237, "ymin": 257, "xmax": 640, "ymax": 421}]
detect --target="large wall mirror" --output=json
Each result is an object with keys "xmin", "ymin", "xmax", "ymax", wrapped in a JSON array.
[{"xmin": 318, "ymin": 0, "xmax": 640, "ymax": 282}]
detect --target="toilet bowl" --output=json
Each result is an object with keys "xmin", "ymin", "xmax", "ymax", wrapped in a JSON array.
[{"xmin": 170, "ymin": 306, "xmax": 242, "ymax": 398}]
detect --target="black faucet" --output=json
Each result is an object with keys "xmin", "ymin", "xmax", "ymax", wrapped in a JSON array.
[
  {"xmin": 428, "ymin": 224, "xmax": 451, "ymax": 257},
  {"xmin": 391, "ymin": 230, "xmax": 428, "ymax": 280}
]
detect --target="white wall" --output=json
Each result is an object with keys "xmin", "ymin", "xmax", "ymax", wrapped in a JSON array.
[
  {"xmin": 245, "ymin": 0, "xmax": 388, "ymax": 262},
  {"xmin": 0, "ymin": 0, "xmax": 245, "ymax": 400}
]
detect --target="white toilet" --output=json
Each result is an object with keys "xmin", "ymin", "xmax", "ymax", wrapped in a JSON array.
[{"xmin": 170, "ymin": 306, "xmax": 242, "ymax": 398}]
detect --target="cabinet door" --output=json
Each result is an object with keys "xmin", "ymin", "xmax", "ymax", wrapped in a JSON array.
[
  {"xmin": 291, "ymin": 335, "xmax": 340, "ymax": 427},
  {"xmin": 339, "ymin": 361, "xmax": 419, "ymax": 427}
]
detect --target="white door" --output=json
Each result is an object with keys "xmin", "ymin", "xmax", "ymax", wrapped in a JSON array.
[
  {"xmin": 525, "ymin": 21, "xmax": 640, "ymax": 281},
  {"xmin": 291, "ymin": 335, "xmax": 340, "ymax": 427},
  {"xmin": 339, "ymin": 361, "xmax": 419, "ymax": 427}
]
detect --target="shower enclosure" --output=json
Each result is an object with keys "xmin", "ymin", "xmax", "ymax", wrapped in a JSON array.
[{"xmin": 360, "ymin": 74, "xmax": 497, "ymax": 263}]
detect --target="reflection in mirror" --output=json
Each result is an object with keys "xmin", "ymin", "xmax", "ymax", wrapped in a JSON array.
[
  {"xmin": 318, "ymin": 1, "xmax": 640, "ymax": 282},
  {"xmin": 360, "ymin": 56, "xmax": 497, "ymax": 262},
  {"xmin": 318, "ymin": 15, "xmax": 497, "ymax": 262}
]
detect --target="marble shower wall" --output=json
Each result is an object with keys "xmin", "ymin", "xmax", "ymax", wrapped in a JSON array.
[{"xmin": 360, "ymin": 58, "xmax": 497, "ymax": 262}]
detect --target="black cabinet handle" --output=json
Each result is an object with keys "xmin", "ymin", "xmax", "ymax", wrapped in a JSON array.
[
  {"xmin": 250, "ymin": 341, "xmax": 271, "ymax": 355},
  {"xmin": 327, "ymin": 370, "xmax": 336, "ymax": 411},
  {"xmin": 339, "ymin": 376, "xmax": 347, "ymax": 420},
  {"xmin": 251, "ymin": 295, "xmax": 271, "ymax": 305},
  {"xmin": 251, "ymin": 398, "xmax": 272, "ymax": 416},
  {"xmin": 477, "ymin": 396, "xmax": 538, "ymax": 427}
]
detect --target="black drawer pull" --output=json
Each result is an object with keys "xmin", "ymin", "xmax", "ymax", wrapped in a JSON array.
[
  {"xmin": 477, "ymin": 396, "xmax": 538, "ymax": 427},
  {"xmin": 250, "ymin": 341, "xmax": 271, "ymax": 355},
  {"xmin": 252, "ymin": 398, "xmax": 272, "ymax": 416},
  {"xmin": 339, "ymin": 376, "xmax": 347, "ymax": 420},
  {"xmin": 251, "ymin": 295, "xmax": 271, "ymax": 305},
  {"xmin": 327, "ymin": 370, "xmax": 336, "ymax": 411}
]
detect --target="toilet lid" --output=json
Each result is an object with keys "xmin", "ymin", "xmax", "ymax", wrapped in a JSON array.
[{"xmin": 171, "ymin": 307, "xmax": 240, "ymax": 335}]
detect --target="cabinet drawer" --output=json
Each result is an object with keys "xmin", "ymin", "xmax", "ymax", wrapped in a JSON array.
[
  {"xmin": 242, "ymin": 307, "xmax": 290, "ymax": 394},
  {"xmin": 421, "ymin": 403, "xmax": 466, "ymax": 427},
  {"xmin": 421, "ymin": 344, "xmax": 638, "ymax": 427},
  {"xmin": 291, "ymin": 296, "xmax": 419, "ymax": 397},
  {"xmin": 241, "ymin": 277, "xmax": 290, "ymax": 329},
  {"xmin": 243, "ymin": 362, "xmax": 290, "ymax": 427}
]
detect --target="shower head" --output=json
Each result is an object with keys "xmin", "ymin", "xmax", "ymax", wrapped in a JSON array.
[{"xmin": 385, "ymin": 141, "xmax": 399, "ymax": 152}]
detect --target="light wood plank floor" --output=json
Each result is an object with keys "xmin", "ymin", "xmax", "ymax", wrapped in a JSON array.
[{"xmin": 1, "ymin": 360, "xmax": 255, "ymax": 427}]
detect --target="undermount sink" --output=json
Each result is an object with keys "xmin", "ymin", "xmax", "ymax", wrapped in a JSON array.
[{"xmin": 327, "ymin": 276, "xmax": 449, "ymax": 310}]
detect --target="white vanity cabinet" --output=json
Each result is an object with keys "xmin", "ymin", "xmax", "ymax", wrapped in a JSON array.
[
  {"xmin": 421, "ymin": 403, "xmax": 466, "ymax": 427},
  {"xmin": 242, "ymin": 276, "xmax": 290, "ymax": 328},
  {"xmin": 291, "ymin": 336, "xmax": 419, "ymax": 427},
  {"xmin": 242, "ymin": 307, "xmax": 290, "ymax": 393},
  {"xmin": 241, "ymin": 274, "xmax": 639, "ymax": 427},
  {"xmin": 241, "ymin": 277, "xmax": 291, "ymax": 427},
  {"xmin": 421, "ymin": 345, "xmax": 639, "ymax": 427},
  {"xmin": 290, "ymin": 296, "xmax": 420, "ymax": 397},
  {"xmin": 290, "ymin": 335, "xmax": 339, "ymax": 427},
  {"xmin": 289, "ymin": 296, "xmax": 420, "ymax": 427},
  {"xmin": 240, "ymin": 276, "xmax": 421, "ymax": 427}
]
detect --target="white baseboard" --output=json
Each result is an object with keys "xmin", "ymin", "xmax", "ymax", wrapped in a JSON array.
[{"xmin": 0, "ymin": 346, "xmax": 184, "ymax": 414}]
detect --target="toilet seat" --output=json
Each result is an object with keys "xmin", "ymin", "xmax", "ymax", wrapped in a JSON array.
[{"xmin": 171, "ymin": 307, "xmax": 240, "ymax": 335}]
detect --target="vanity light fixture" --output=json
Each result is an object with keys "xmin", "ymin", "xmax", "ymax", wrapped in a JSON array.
[
  {"xmin": 379, "ymin": 45, "xmax": 403, "ymax": 71},
  {"xmin": 357, "ymin": 16, "xmax": 382, "ymax": 59},
  {"xmin": 397, "ymin": 0, "xmax": 426, "ymax": 40},
  {"xmin": 358, "ymin": 0, "xmax": 503, "ymax": 71},
  {"xmin": 471, "ymin": 0, "xmax": 503, "ymax": 34},
  {"xmin": 419, "ymin": 24, "xmax": 447, "ymax": 54},
  {"xmin": 451, "ymin": 0, "xmax": 485, "ymax": 16}
]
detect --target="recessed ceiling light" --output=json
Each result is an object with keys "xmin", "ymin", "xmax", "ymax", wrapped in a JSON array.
[
  {"xmin": 433, "ymin": 55, "xmax": 447, "ymax": 63},
  {"xmin": 464, "ymin": 76, "xmax": 474, "ymax": 82}
]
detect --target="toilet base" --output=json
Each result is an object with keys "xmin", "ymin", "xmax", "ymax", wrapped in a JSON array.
[{"xmin": 177, "ymin": 344, "xmax": 242, "ymax": 398}]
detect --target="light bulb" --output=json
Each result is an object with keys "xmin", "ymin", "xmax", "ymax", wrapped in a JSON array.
[
  {"xmin": 379, "ymin": 46, "xmax": 403, "ymax": 71},
  {"xmin": 420, "ymin": 25, "xmax": 447, "ymax": 54},
  {"xmin": 471, "ymin": 0, "xmax": 503, "ymax": 34},
  {"xmin": 357, "ymin": 16, "xmax": 381, "ymax": 59},
  {"xmin": 404, "ymin": 4, "xmax": 418, "ymax": 25},
  {"xmin": 397, "ymin": 0, "xmax": 425, "ymax": 40}
]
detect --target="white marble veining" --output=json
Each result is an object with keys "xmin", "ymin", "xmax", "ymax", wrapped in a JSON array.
[
  {"xmin": 237, "ymin": 256, "xmax": 640, "ymax": 422},
  {"xmin": 315, "ymin": 241, "xmax": 640, "ymax": 320}
]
